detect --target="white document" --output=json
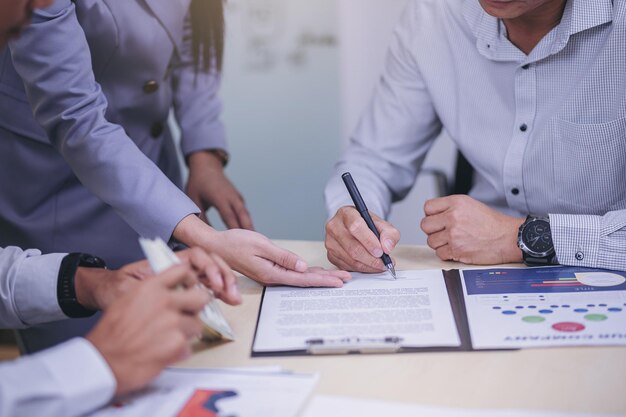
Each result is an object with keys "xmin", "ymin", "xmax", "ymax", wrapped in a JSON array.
[
  {"xmin": 139, "ymin": 237, "xmax": 235, "ymax": 341},
  {"xmin": 461, "ymin": 267, "xmax": 626, "ymax": 350},
  {"xmin": 301, "ymin": 395, "xmax": 621, "ymax": 417},
  {"xmin": 88, "ymin": 368, "xmax": 318, "ymax": 417},
  {"xmin": 253, "ymin": 270, "xmax": 460, "ymax": 353}
]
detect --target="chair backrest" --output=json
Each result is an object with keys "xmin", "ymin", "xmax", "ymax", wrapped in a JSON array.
[{"xmin": 451, "ymin": 151, "xmax": 474, "ymax": 195}]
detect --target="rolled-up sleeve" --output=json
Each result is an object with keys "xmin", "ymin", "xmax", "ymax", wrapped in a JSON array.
[
  {"xmin": 0, "ymin": 247, "xmax": 67, "ymax": 329},
  {"xmin": 325, "ymin": 1, "xmax": 442, "ymax": 220},
  {"xmin": 8, "ymin": 0, "xmax": 199, "ymax": 242},
  {"xmin": 172, "ymin": 14, "xmax": 228, "ymax": 159},
  {"xmin": 0, "ymin": 338, "xmax": 116, "ymax": 417},
  {"xmin": 550, "ymin": 210, "xmax": 626, "ymax": 271}
]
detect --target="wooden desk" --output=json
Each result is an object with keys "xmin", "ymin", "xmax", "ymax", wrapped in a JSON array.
[{"xmin": 180, "ymin": 241, "xmax": 626, "ymax": 414}]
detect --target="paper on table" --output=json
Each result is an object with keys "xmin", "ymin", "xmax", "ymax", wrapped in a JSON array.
[
  {"xmin": 461, "ymin": 267, "xmax": 626, "ymax": 349},
  {"xmin": 139, "ymin": 237, "xmax": 235, "ymax": 341},
  {"xmin": 88, "ymin": 368, "xmax": 318, "ymax": 417},
  {"xmin": 301, "ymin": 396, "xmax": 621, "ymax": 417},
  {"xmin": 253, "ymin": 269, "xmax": 460, "ymax": 353}
]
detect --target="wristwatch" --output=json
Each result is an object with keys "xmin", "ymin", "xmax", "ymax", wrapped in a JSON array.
[
  {"xmin": 57, "ymin": 253, "xmax": 107, "ymax": 318},
  {"xmin": 207, "ymin": 149, "xmax": 230, "ymax": 167},
  {"xmin": 517, "ymin": 215, "xmax": 559, "ymax": 266}
]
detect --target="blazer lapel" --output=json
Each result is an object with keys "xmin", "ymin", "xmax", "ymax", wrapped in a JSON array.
[{"xmin": 143, "ymin": 0, "xmax": 191, "ymax": 53}]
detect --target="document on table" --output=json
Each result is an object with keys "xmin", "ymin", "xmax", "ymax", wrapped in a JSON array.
[
  {"xmin": 461, "ymin": 267, "xmax": 626, "ymax": 350},
  {"xmin": 88, "ymin": 368, "xmax": 318, "ymax": 417},
  {"xmin": 252, "ymin": 270, "xmax": 461, "ymax": 354},
  {"xmin": 301, "ymin": 395, "xmax": 622, "ymax": 417}
]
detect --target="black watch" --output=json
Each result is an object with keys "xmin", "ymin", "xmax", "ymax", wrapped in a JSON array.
[
  {"xmin": 517, "ymin": 215, "xmax": 559, "ymax": 266},
  {"xmin": 57, "ymin": 253, "xmax": 107, "ymax": 318}
]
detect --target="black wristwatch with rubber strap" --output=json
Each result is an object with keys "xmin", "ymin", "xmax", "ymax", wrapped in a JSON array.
[
  {"xmin": 57, "ymin": 253, "xmax": 107, "ymax": 318},
  {"xmin": 517, "ymin": 215, "xmax": 559, "ymax": 266}
]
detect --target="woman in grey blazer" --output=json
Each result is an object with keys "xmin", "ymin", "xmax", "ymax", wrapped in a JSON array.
[{"xmin": 0, "ymin": 0, "xmax": 350, "ymax": 352}]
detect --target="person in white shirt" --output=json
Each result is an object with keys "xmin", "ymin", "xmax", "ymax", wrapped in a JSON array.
[
  {"xmin": 0, "ymin": 246, "xmax": 240, "ymax": 417},
  {"xmin": 325, "ymin": 0, "xmax": 626, "ymax": 272}
]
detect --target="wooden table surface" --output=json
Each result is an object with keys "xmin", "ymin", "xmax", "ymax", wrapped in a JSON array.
[{"xmin": 179, "ymin": 241, "xmax": 626, "ymax": 415}]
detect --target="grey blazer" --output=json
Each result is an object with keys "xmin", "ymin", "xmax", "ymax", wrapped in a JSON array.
[{"xmin": 0, "ymin": 0, "xmax": 227, "ymax": 352}]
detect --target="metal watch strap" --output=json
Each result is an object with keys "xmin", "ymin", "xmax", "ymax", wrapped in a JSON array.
[
  {"xmin": 207, "ymin": 149, "xmax": 230, "ymax": 167},
  {"xmin": 57, "ymin": 253, "xmax": 106, "ymax": 318}
]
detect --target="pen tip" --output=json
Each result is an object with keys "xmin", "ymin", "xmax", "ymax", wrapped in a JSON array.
[{"xmin": 387, "ymin": 264, "xmax": 397, "ymax": 279}]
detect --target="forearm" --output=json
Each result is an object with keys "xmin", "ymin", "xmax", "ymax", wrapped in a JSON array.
[
  {"xmin": 550, "ymin": 210, "xmax": 626, "ymax": 271},
  {"xmin": 172, "ymin": 214, "xmax": 221, "ymax": 252},
  {"xmin": 0, "ymin": 338, "xmax": 115, "ymax": 417}
]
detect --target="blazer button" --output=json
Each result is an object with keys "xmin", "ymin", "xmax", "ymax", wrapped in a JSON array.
[
  {"xmin": 143, "ymin": 80, "xmax": 159, "ymax": 94},
  {"xmin": 151, "ymin": 122, "xmax": 164, "ymax": 138}
]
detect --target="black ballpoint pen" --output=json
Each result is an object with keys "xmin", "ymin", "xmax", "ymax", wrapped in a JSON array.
[{"xmin": 342, "ymin": 172, "xmax": 397, "ymax": 279}]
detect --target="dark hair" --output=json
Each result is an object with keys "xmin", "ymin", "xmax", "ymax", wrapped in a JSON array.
[{"xmin": 190, "ymin": 0, "xmax": 225, "ymax": 73}]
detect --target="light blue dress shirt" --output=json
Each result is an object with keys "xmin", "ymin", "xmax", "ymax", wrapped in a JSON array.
[
  {"xmin": 0, "ymin": 247, "xmax": 116, "ymax": 417},
  {"xmin": 326, "ymin": 0, "xmax": 626, "ymax": 271}
]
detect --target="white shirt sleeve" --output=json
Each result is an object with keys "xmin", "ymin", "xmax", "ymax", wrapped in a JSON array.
[
  {"xmin": 0, "ymin": 338, "xmax": 116, "ymax": 417},
  {"xmin": 0, "ymin": 246, "xmax": 68, "ymax": 328},
  {"xmin": 325, "ymin": 1, "xmax": 442, "ymax": 220}
]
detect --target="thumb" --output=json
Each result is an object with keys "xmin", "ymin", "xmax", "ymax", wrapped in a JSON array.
[
  {"xmin": 263, "ymin": 243, "xmax": 308, "ymax": 272},
  {"xmin": 373, "ymin": 219, "xmax": 400, "ymax": 254}
]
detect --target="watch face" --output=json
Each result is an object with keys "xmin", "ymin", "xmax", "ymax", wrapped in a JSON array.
[{"xmin": 522, "ymin": 219, "xmax": 554, "ymax": 255}]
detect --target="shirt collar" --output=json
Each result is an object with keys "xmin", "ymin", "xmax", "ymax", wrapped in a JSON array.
[{"xmin": 463, "ymin": 0, "xmax": 614, "ymax": 62}]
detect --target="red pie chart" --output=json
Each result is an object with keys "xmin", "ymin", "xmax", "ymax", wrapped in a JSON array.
[{"xmin": 552, "ymin": 322, "xmax": 585, "ymax": 332}]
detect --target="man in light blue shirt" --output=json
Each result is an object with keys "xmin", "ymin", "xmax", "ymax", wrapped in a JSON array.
[{"xmin": 325, "ymin": 0, "xmax": 626, "ymax": 271}]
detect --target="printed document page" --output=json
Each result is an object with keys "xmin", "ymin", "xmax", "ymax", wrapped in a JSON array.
[
  {"xmin": 301, "ymin": 395, "xmax": 620, "ymax": 417},
  {"xmin": 89, "ymin": 368, "xmax": 318, "ymax": 417},
  {"xmin": 253, "ymin": 270, "xmax": 460, "ymax": 353},
  {"xmin": 462, "ymin": 267, "xmax": 626, "ymax": 349}
]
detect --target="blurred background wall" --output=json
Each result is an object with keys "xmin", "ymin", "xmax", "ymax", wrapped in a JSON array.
[{"xmin": 172, "ymin": 0, "xmax": 456, "ymax": 244}]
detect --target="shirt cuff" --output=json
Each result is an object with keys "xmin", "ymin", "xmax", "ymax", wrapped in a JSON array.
[
  {"xmin": 37, "ymin": 338, "xmax": 116, "ymax": 416},
  {"xmin": 180, "ymin": 122, "xmax": 228, "ymax": 159},
  {"xmin": 550, "ymin": 214, "xmax": 602, "ymax": 268},
  {"xmin": 14, "ymin": 252, "xmax": 68, "ymax": 326}
]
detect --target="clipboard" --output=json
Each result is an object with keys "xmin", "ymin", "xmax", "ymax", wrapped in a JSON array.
[{"xmin": 250, "ymin": 270, "xmax": 499, "ymax": 357}]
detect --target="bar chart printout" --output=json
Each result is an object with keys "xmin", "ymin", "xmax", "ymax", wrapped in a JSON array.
[{"xmin": 461, "ymin": 267, "xmax": 626, "ymax": 349}]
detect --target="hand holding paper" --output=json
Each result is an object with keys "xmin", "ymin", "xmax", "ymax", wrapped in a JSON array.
[{"xmin": 139, "ymin": 238, "xmax": 237, "ymax": 342}]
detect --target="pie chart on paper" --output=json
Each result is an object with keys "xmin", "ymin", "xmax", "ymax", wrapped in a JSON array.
[{"xmin": 575, "ymin": 272, "xmax": 626, "ymax": 287}]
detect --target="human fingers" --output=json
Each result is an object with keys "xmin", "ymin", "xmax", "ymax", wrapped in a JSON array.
[
  {"xmin": 372, "ymin": 215, "xmax": 401, "ymax": 254},
  {"xmin": 216, "ymin": 199, "xmax": 242, "ymax": 229},
  {"xmin": 328, "ymin": 220, "xmax": 387, "ymax": 272},
  {"xmin": 184, "ymin": 247, "xmax": 225, "ymax": 295},
  {"xmin": 153, "ymin": 264, "xmax": 199, "ymax": 290},
  {"xmin": 435, "ymin": 244, "xmax": 454, "ymax": 261},
  {"xmin": 325, "ymin": 236, "xmax": 386, "ymax": 273},
  {"xmin": 267, "ymin": 266, "xmax": 346, "ymax": 288},
  {"xmin": 231, "ymin": 196, "xmax": 255, "ymax": 231},
  {"xmin": 170, "ymin": 286, "xmax": 210, "ymax": 314},
  {"xmin": 338, "ymin": 207, "xmax": 387, "ymax": 258},
  {"xmin": 420, "ymin": 212, "xmax": 448, "ymax": 235},
  {"xmin": 177, "ymin": 315, "xmax": 205, "ymax": 340},
  {"xmin": 426, "ymin": 230, "xmax": 449, "ymax": 250},
  {"xmin": 424, "ymin": 196, "xmax": 454, "ymax": 216},
  {"xmin": 306, "ymin": 267, "xmax": 352, "ymax": 281},
  {"xmin": 259, "ymin": 239, "xmax": 308, "ymax": 272},
  {"xmin": 210, "ymin": 253, "xmax": 241, "ymax": 305}
]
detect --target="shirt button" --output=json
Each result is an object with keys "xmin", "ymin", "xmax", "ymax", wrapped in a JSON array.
[
  {"xmin": 143, "ymin": 80, "xmax": 159, "ymax": 94},
  {"xmin": 522, "ymin": 64, "xmax": 530, "ymax": 70},
  {"xmin": 150, "ymin": 122, "xmax": 164, "ymax": 138},
  {"xmin": 511, "ymin": 188, "xmax": 520, "ymax": 196},
  {"xmin": 575, "ymin": 251, "xmax": 584, "ymax": 261},
  {"xmin": 520, "ymin": 124, "xmax": 528, "ymax": 132}
]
